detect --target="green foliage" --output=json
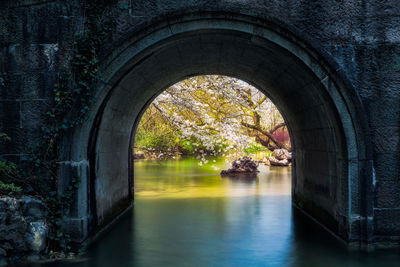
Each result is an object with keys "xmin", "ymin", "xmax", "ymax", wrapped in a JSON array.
[
  {"xmin": 180, "ymin": 138, "xmax": 204, "ymax": 154},
  {"xmin": 135, "ymin": 128, "xmax": 177, "ymax": 151},
  {"xmin": 0, "ymin": 181, "xmax": 22, "ymax": 196},
  {"xmin": 181, "ymin": 139, "xmax": 195, "ymax": 154},
  {"xmin": 0, "ymin": 133, "xmax": 11, "ymax": 142},
  {"xmin": 244, "ymin": 144, "xmax": 264, "ymax": 155},
  {"xmin": 0, "ymin": 133, "xmax": 24, "ymax": 195},
  {"xmin": 0, "ymin": 160, "xmax": 19, "ymax": 181},
  {"xmin": 46, "ymin": 176, "xmax": 80, "ymax": 251},
  {"xmin": 134, "ymin": 104, "xmax": 181, "ymax": 152},
  {"xmin": 134, "ymin": 106, "xmax": 227, "ymax": 156}
]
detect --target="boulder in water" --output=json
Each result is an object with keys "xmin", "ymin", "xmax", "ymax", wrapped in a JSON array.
[
  {"xmin": 271, "ymin": 149, "xmax": 291, "ymax": 160},
  {"xmin": 269, "ymin": 148, "xmax": 291, "ymax": 166},
  {"xmin": 269, "ymin": 157, "xmax": 289, "ymax": 166},
  {"xmin": 133, "ymin": 151, "xmax": 145, "ymax": 159},
  {"xmin": 221, "ymin": 157, "xmax": 259, "ymax": 176}
]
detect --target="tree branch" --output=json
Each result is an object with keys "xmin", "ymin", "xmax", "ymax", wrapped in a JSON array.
[
  {"xmin": 241, "ymin": 122, "xmax": 288, "ymax": 150},
  {"xmin": 269, "ymin": 122, "xmax": 286, "ymax": 133}
]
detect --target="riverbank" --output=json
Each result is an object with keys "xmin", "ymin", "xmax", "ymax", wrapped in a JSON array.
[{"xmin": 133, "ymin": 149, "xmax": 292, "ymax": 167}]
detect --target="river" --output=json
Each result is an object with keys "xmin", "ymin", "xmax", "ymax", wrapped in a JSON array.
[{"xmin": 32, "ymin": 157, "xmax": 400, "ymax": 266}]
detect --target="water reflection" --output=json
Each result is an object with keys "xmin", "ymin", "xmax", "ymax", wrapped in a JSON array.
[
  {"xmin": 29, "ymin": 158, "xmax": 400, "ymax": 267},
  {"xmin": 134, "ymin": 158, "xmax": 291, "ymax": 199}
]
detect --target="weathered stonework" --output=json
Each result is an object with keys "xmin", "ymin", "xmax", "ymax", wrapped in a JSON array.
[
  {"xmin": 0, "ymin": 0, "xmax": 399, "ymax": 250},
  {"xmin": 0, "ymin": 196, "xmax": 47, "ymax": 264}
]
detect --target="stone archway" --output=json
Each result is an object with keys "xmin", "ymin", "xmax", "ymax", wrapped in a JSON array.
[{"xmin": 62, "ymin": 13, "xmax": 372, "ymax": 247}]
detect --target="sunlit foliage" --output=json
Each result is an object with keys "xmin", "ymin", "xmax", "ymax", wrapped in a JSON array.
[{"xmin": 135, "ymin": 75, "xmax": 290, "ymax": 157}]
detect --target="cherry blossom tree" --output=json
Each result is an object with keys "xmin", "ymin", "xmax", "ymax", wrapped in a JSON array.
[{"xmin": 135, "ymin": 75, "xmax": 290, "ymax": 158}]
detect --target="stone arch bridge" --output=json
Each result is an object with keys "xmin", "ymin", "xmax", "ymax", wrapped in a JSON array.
[{"xmin": 1, "ymin": 0, "xmax": 399, "ymax": 249}]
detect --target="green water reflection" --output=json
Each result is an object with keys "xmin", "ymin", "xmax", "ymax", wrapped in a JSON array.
[
  {"xmin": 134, "ymin": 157, "xmax": 291, "ymax": 199},
  {"xmin": 31, "ymin": 157, "xmax": 400, "ymax": 267}
]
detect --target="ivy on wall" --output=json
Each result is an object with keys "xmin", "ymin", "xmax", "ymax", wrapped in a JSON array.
[
  {"xmin": 45, "ymin": 0, "xmax": 120, "ymax": 252},
  {"xmin": 1, "ymin": 0, "xmax": 120, "ymax": 253},
  {"xmin": 0, "ymin": 134, "xmax": 23, "ymax": 195}
]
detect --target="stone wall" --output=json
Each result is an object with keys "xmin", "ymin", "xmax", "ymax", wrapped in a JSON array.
[
  {"xmin": 0, "ymin": 196, "xmax": 47, "ymax": 265},
  {"xmin": 0, "ymin": 0, "xmax": 82, "ymax": 161}
]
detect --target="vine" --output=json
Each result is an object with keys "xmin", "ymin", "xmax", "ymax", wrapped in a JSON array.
[
  {"xmin": 13, "ymin": 0, "xmax": 120, "ymax": 253},
  {"xmin": 0, "ymin": 134, "xmax": 23, "ymax": 196}
]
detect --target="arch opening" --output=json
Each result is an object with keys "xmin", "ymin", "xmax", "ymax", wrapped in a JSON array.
[
  {"xmin": 133, "ymin": 75, "xmax": 291, "ymax": 162},
  {"xmin": 132, "ymin": 74, "xmax": 292, "ymax": 200},
  {"xmin": 63, "ymin": 14, "xmax": 371, "ymax": 246}
]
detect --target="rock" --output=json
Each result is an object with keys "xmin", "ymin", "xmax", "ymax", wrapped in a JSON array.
[
  {"xmin": 2, "ymin": 197, "xmax": 20, "ymax": 212},
  {"xmin": 271, "ymin": 149, "xmax": 291, "ymax": 161},
  {"xmin": 0, "ymin": 201, "xmax": 7, "ymax": 211},
  {"xmin": 269, "ymin": 149, "xmax": 292, "ymax": 166},
  {"xmin": 256, "ymin": 157, "xmax": 270, "ymax": 166},
  {"xmin": 0, "ymin": 242, "xmax": 12, "ymax": 251},
  {"xmin": 0, "ymin": 257, "xmax": 7, "ymax": 266},
  {"xmin": 133, "ymin": 151, "xmax": 145, "ymax": 159},
  {"xmin": 20, "ymin": 197, "xmax": 47, "ymax": 220},
  {"xmin": 269, "ymin": 157, "xmax": 289, "ymax": 166},
  {"xmin": 27, "ymin": 221, "xmax": 47, "ymax": 252},
  {"xmin": 0, "ymin": 196, "xmax": 48, "ymax": 261},
  {"xmin": 0, "ymin": 213, "xmax": 6, "ymax": 225},
  {"xmin": 25, "ymin": 253, "xmax": 41, "ymax": 262},
  {"xmin": 0, "ymin": 248, "xmax": 6, "ymax": 257},
  {"xmin": 8, "ymin": 232, "xmax": 27, "ymax": 251},
  {"xmin": 221, "ymin": 157, "xmax": 259, "ymax": 176}
]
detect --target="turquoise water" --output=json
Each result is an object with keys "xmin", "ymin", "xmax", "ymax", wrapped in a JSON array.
[{"xmin": 32, "ymin": 158, "xmax": 400, "ymax": 266}]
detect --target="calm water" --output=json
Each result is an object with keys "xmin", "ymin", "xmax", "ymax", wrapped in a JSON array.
[{"xmin": 32, "ymin": 158, "xmax": 400, "ymax": 267}]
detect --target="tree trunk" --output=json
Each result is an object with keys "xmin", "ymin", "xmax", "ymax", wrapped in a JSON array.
[{"xmin": 241, "ymin": 122, "xmax": 290, "ymax": 151}]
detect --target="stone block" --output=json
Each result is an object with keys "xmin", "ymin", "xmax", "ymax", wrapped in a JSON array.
[
  {"xmin": 373, "ymin": 153, "xmax": 400, "ymax": 182},
  {"xmin": 374, "ymin": 209, "xmax": 400, "ymax": 236},
  {"xmin": 0, "ymin": 101, "xmax": 20, "ymax": 129},
  {"xmin": 0, "ymin": 47, "xmax": 9, "ymax": 73},
  {"xmin": 62, "ymin": 217, "xmax": 88, "ymax": 242},
  {"xmin": 0, "ymin": 127, "xmax": 42, "ymax": 155},
  {"xmin": 375, "ymin": 179, "xmax": 400, "ymax": 208},
  {"xmin": 371, "ymin": 126, "xmax": 400, "ymax": 154},
  {"xmin": 327, "ymin": 44, "xmax": 400, "ymax": 85},
  {"xmin": 0, "ymin": 71, "xmax": 54, "ymax": 101},
  {"xmin": 350, "ymin": 16, "xmax": 400, "ymax": 44},
  {"xmin": 6, "ymin": 2, "xmax": 82, "ymax": 44},
  {"xmin": 0, "ymin": 73, "xmax": 21, "ymax": 100},
  {"xmin": 355, "ymin": 72, "xmax": 400, "ymax": 100},
  {"xmin": 19, "ymin": 73, "xmax": 47, "ymax": 99},
  {"xmin": 348, "ymin": 217, "xmax": 362, "ymax": 241},
  {"xmin": 0, "ymin": 10, "xmax": 9, "ymax": 46},
  {"xmin": 364, "ymin": 97, "xmax": 400, "ymax": 128},
  {"xmin": 20, "ymin": 100, "xmax": 48, "ymax": 129}
]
